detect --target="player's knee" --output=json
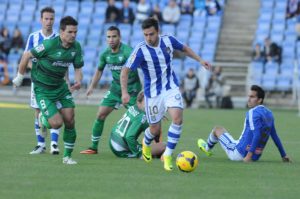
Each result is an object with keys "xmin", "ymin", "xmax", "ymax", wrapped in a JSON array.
[
  {"xmin": 49, "ymin": 119, "xmax": 63, "ymax": 129},
  {"xmin": 213, "ymin": 126, "xmax": 226, "ymax": 137}
]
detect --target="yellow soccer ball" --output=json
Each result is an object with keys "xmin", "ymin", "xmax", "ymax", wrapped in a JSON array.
[{"xmin": 176, "ymin": 151, "xmax": 199, "ymax": 172}]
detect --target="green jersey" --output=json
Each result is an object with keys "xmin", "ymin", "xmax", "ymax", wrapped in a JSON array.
[
  {"xmin": 110, "ymin": 105, "xmax": 149, "ymax": 158},
  {"xmin": 31, "ymin": 36, "xmax": 84, "ymax": 89},
  {"xmin": 98, "ymin": 43, "xmax": 141, "ymax": 95}
]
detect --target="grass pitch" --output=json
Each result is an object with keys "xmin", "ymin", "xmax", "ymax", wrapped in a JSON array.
[{"xmin": 0, "ymin": 104, "xmax": 299, "ymax": 199}]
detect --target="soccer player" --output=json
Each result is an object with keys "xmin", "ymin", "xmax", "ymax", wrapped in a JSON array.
[
  {"xmin": 198, "ymin": 85, "xmax": 291, "ymax": 163},
  {"xmin": 25, "ymin": 7, "xmax": 61, "ymax": 155},
  {"xmin": 13, "ymin": 16, "xmax": 84, "ymax": 165},
  {"xmin": 109, "ymin": 91, "xmax": 165, "ymax": 158},
  {"xmin": 80, "ymin": 26, "xmax": 142, "ymax": 154},
  {"xmin": 121, "ymin": 18, "xmax": 211, "ymax": 171}
]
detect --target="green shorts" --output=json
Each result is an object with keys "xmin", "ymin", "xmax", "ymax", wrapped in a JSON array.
[
  {"xmin": 34, "ymin": 84, "xmax": 75, "ymax": 119},
  {"xmin": 100, "ymin": 89, "xmax": 138, "ymax": 109},
  {"xmin": 109, "ymin": 138, "xmax": 142, "ymax": 158}
]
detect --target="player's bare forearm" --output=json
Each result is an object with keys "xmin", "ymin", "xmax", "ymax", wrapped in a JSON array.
[
  {"xmin": 183, "ymin": 46, "xmax": 211, "ymax": 70},
  {"xmin": 91, "ymin": 70, "xmax": 102, "ymax": 89},
  {"xmin": 70, "ymin": 68, "xmax": 82, "ymax": 91},
  {"xmin": 18, "ymin": 51, "xmax": 33, "ymax": 74},
  {"xmin": 120, "ymin": 67, "xmax": 129, "ymax": 94}
]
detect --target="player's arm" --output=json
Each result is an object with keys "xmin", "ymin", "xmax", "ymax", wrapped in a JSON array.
[
  {"xmin": 182, "ymin": 45, "xmax": 211, "ymax": 70},
  {"xmin": 124, "ymin": 120, "xmax": 144, "ymax": 158},
  {"xmin": 12, "ymin": 51, "xmax": 34, "ymax": 86},
  {"xmin": 121, "ymin": 67, "xmax": 130, "ymax": 104},
  {"xmin": 86, "ymin": 69, "xmax": 103, "ymax": 96},
  {"xmin": 24, "ymin": 34, "xmax": 33, "ymax": 69},
  {"xmin": 70, "ymin": 68, "xmax": 83, "ymax": 92},
  {"xmin": 244, "ymin": 114, "xmax": 262, "ymax": 162},
  {"xmin": 270, "ymin": 125, "xmax": 291, "ymax": 162}
]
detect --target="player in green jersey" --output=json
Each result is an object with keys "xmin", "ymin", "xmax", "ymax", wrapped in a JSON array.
[
  {"xmin": 80, "ymin": 26, "xmax": 142, "ymax": 154},
  {"xmin": 13, "ymin": 16, "xmax": 84, "ymax": 165},
  {"xmin": 109, "ymin": 91, "xmax": 165, "ymax": 158}
]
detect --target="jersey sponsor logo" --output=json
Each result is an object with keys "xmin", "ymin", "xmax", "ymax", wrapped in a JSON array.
[
  {"xmin": 52, "ymin": 61, "xmax": 72, "ymax": 67},
  {"xmin": 35, "ymin": 44, "xmax": 45, "ymax": 53},
  {"xmin": 107, "ymin": 64, "xmax": 122, "ymax": 71}
]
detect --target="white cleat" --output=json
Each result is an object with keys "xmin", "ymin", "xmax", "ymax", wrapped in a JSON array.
[
  {"xmin": 50, "ymin": 144, "xmax": 60, "ymax": 155},
  {"xmin": 63, "ymin": 157, "xmax": 77, "ymax": 165},
  {"xmin": 29, "ymin": 145, "xmax": 46, "ymax": 154}
]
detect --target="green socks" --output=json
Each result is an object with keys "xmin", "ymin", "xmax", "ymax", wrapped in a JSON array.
[
  {"xmin": 91, "ymin": 119, "xmax": 105, "ymax": 150},
  {"xmin": 63, "ymin": 128, "xmax": 77, "ymax": 157}
]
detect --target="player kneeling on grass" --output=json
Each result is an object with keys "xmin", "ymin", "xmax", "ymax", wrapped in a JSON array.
[
  {"xmin": 109, "ymin": 91, "xmax": 165, "ymax": 158},
  {"xmin": 198, "ymin": 85, "xmax": 291, "ymax": 163}
]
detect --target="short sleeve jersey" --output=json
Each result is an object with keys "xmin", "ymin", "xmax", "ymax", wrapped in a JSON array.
[
  {"xmin": 125, "ymin": 35, "xmax": 184, "ymax": 98},
  {"xmin": 98, "ymin": 43, "xmax": 140, "ymax": 94},
  {"xmin": 31, "ymin": 36, "xmax": 84, "ymax": 89},
  {"xmin": 110, "ymin": 105, "xmax": 149, "ymax": 157}
]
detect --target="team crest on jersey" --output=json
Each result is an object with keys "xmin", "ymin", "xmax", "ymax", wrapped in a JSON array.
[
  {"xmin": 56, "ymin": 51, "xmax": 62, "ymax": 57},
  {"xmin": 35, "ymin": 44, "xmax": 45, "ymax": 53},
  {"xmin": 166, "ymin": 47, "xmax": 171, "ymax": 54},
  {"xmin": 71, "ymin": 52, "xmax": 76, "ymax": 57},
  {"xmin": 118, "ymin": 56, "xmax": 123, "ymax": 61}
]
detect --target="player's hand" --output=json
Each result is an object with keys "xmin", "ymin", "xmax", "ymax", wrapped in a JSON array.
[
  {"xmin": 70, "ymin": 82, "xmax": 81, "ymax": 92},
  {"xmin": 282, "ymin": 156, "xmax": 292, "ymax": 163},
  {"xmin": 86, "ymin": 87, "xmax": 93, "ymax": 97},
  {"xmin": 12, "ymin": 72, "xmax": 24, "ymax": 87},
  {"xmin": 122, "ymin": 92, "xmax": 130, "ymax": 105},
  {"xmin": 200, "ymin": 60, "xmax": 212, "ymax": 70}
]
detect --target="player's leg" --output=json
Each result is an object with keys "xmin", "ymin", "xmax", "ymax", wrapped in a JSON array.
[
  {"xmin": 50, "ymin": 101, "xmax": 63, "ymax": 155},
  {"xmin": 217, "ymin": 131, "xmax": 243, "ymax": 161},
  {"xmin": 60, "ymin": 107, "xmax": 77, "ymax": 164},
  {"xmin": 80, "ymin": 91, "xmax": 117, "ymax": 154},
  {"xmin": 163, "ymin": 89, "xmax": 184, "ymax": 171},
  {"xmin": 197, "ymin": 126, "xmax": 224, "ymax": 156},
  {"xmin": 151, "ymin": 142, "xmax": 166, "ymax": 158},
  {"xmin": 29, "ymin": 84, "xmax": 46, "ymax": 154}
]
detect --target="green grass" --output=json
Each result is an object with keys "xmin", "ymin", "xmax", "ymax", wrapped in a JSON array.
[{"xmin": 0, "ymin": 104, "xmax": 299, "ymax": 199}]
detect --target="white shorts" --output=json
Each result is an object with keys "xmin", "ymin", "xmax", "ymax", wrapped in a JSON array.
[
  {"xmin": 30, "ymin": 82, "xmax": 63, "ymax": 110},
  {"xmin": 219, "ymin": 133, "xmax": 244, "ymax": 161},
  {"xmin": 145, "ymin": 88, "xmax": 183, "ymax": 124}
]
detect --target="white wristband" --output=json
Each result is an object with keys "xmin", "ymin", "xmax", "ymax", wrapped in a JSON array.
[{"xmin": 12, "ymin": 72, "xmax": 24, "ymax": 87}]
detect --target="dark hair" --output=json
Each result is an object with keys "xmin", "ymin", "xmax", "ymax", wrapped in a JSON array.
[
  {"xmin": 40, "ymin": 7, "xmax": 55, "ymax": 18},
  {"xmin": 60, "ymin": 16, "xmax": 78, "ymax": 31},
  {"xmin": 142, "ymin": 18, "xmax": 159, "ymax": 31},
  {"xmin": 137, "ymin": 91, "xmax": 144, "ymax": 103},
  {"xmin": 107, "ymin": 26, "xmax": 120, "ymax": 36},
  {"xmin": 251, "ymin": 85, "xmax": 265, "ymax": 103}
]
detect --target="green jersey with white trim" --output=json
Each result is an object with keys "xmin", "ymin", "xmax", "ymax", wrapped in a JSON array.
[
  {"xmin": 31, "ymin": 36, "xmax": 84, "ymax": 89},
  {"xmin": 98, "ymin": 43, "xmax": 141, "ymax": 95},
  {"xmin": 110, "ymin": 105, "xmax": 149, "ymax": 157}
]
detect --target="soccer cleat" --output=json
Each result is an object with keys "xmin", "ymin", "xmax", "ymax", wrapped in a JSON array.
[
  {"xmin": 142, "ymin": 143, "xmax": 152, "ymax": 163},
  {"xmin": 50, "ymin": 144, "xmax": 59, "ymax": 155},
  {"xmin": 63, "ymin": 156, "xmax": 77, "ymax": 165},
  {"xmin": 29, "ymin": 145, "xmax": 46, "ymax": 154},
  {"xmin": 163, "ymin": 155, "xmax": 173, "ymax": 171},
  {"xmin": 80, "ymin": 148, "xmax": 98, "ymax": 154},
  {"xmin": 197, "ymin": 139, "xmax": 212, "ymax": 156}
]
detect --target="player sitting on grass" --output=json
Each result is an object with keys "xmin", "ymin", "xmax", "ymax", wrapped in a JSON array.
[
  {"xmin": 109, "ymin": 91, "xmax": 165, "ymax": 158},
  {"xmin": 198, "ymin": 85, "xmax": 291, "ymax": 163}
]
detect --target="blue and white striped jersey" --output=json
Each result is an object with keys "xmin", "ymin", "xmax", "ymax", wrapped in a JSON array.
[
  {"xmin": 125, "ymin": 35, "xmax": 184, "ymax": 98},
  {"xmin": 25, "ymin": 30, "xmax": 58, "ymax": 51},
  {"xmin": 236, "ymin": 105, "xmax": 287, "ymax": 161}
]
